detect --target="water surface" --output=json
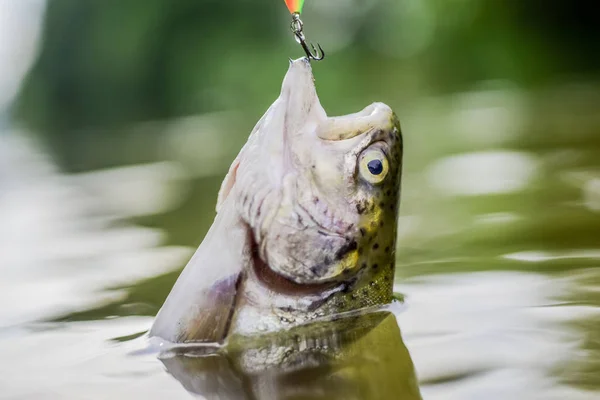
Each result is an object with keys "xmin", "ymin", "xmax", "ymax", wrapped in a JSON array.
[{"xmin": 1, "ymin": 83, "xmax": 599, "ymax": 399}]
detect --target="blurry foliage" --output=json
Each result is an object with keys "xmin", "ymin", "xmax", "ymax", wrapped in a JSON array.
[{"xmin": 14, "ymin": 0, "xmax": 600, "ymax": 170}]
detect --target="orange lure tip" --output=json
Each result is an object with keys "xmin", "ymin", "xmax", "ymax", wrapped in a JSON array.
[{"xmin": 285, "ymin": 0, "xmax": 304, "ymax": 14}]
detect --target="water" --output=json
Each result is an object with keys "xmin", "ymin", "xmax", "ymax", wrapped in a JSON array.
[{"xmin": 1, "ymin": 80, "xmax": 599, "ymax": 399}]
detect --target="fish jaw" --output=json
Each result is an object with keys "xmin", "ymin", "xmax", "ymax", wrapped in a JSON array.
[{"xmin": 280, "ymin": 58, "xmax": 327, "ymax": 138}]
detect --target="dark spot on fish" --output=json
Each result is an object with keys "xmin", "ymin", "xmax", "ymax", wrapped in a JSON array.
[
  {"xmin": 312, "ymin": 165, "xmax": 316, "ymax": 169},
  {"xmin": 361, "ymin": 262, "xmax": 367, "ymax": 270},
  {"xmin": 244, "ymin": 195, "xmax": 248, "ymax": 204},
  {"xmin": 313, "ymin": 196, "xmax": 319, "ymax": 204},
  {"xmin": 379, "ymin": 202, "xmax": 385, "ymax": 208},
  {"xmin": 386, "ymin": 190, "xmax": 391, "ymax": 196},
  {"xmin": 360, "ymin": 228, "xmax": 366, "ymax": 236},
  {"xmin": 356, "ymin": 203, "xmax": 367, "ymax": 214},
  {"xmin": 372, "ymin": 263, "xmax": 379, "ymax": 270},
  {"xmin": 335, "ymin": 240, "xmax": 357, "ymax": 260},
  {"xmin": 379, "ymin": 220, "xmax": 384, "ymax": 227},
  {"xmin": 385, "ymin": 246, "xmax": 390, "ymax": 252},
  {"xmin": 310, "ymin": 258, "xmax": 331, "ymax": 277}
]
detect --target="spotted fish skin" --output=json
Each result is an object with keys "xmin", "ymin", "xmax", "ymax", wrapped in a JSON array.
[{"xmin": 150, "ymin": 59, "xmax": 403, "ymax": 343}]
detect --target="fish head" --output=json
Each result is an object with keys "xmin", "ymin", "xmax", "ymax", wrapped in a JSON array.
[
  {"xmin": 151, "ymin": 59, "xmax": 404, "ymax": 344},
  {"xmin": 224, "ymin": 59, "xmax": 403, "ymax": 287}
]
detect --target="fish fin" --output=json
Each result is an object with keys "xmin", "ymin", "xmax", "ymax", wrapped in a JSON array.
[
  {"xmin": 150, "ymin": 195, "xmax": 250, "ymax": 343},
  {"xmin": 175, "ymin": 273, "xmax": 241, "ymax": 342}
]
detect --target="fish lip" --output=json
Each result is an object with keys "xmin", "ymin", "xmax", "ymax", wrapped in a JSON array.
[
  {"xmin": 281, "ymin": 58, "xmax": 318, "ymax": 106},
  {"xmin": 316, "ymin": 102, "xmax": 394, "ymax": 141}
]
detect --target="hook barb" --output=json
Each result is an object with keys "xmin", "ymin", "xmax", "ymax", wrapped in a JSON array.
[
  {"xmin": 291, "ymin": 13, "xmax": 325, "ymax": 62},
  {"xmin": 296, "ymin": 35, "xmax": 325, "ymax": 61}
]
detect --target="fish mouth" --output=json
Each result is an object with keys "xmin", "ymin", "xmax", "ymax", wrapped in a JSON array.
[{"xmin": 281, "ymin": 59, "xmax": 394, "ymax": 144}]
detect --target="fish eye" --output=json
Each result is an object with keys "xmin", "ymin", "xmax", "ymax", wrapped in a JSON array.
[
  {"xmin": 359, "ymin": 149, "xmax": 389, "ymax": 184},
  {"xmin": 367, "ymin": 159, "xmax": 383, "ymax": 175}
]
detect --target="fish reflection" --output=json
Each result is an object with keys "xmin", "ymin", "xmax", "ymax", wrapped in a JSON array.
[{"xmin": 160, "ymin": 310, "xmax": 421, "ymax": 400}]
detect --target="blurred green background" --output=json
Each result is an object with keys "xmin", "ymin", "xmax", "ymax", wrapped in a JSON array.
[
  {"xmin": 2, "ymin": 0, "xmax": 600, "ymax": 397},
  {"xmin": 15, "ymin": 0, "xmax": 600, "ymax": 170}
]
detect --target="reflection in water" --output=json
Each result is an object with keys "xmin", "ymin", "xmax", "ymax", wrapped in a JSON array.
[{"xmin": 161, "ymin": 310, "xmax": 421, "ymax": 400}]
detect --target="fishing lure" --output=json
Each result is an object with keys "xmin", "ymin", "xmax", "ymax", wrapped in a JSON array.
[{"xmin": 284, "ymin": 0, "xmax": 325, "ymax": 61}]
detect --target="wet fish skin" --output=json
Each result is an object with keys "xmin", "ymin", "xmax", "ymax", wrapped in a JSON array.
[{"xmin": 150, "ymin": 59, "xmax": 403, "ymax": 343}]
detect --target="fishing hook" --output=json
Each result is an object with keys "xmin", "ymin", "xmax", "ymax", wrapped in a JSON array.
[{"xmin": 290, "ymin": 13, "xmax": 325, "ymax": 62}]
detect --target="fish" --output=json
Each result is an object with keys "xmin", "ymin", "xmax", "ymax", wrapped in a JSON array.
[{"xmin": 150, "ymin": 58, "xmax": 403, "ymax": 343}]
